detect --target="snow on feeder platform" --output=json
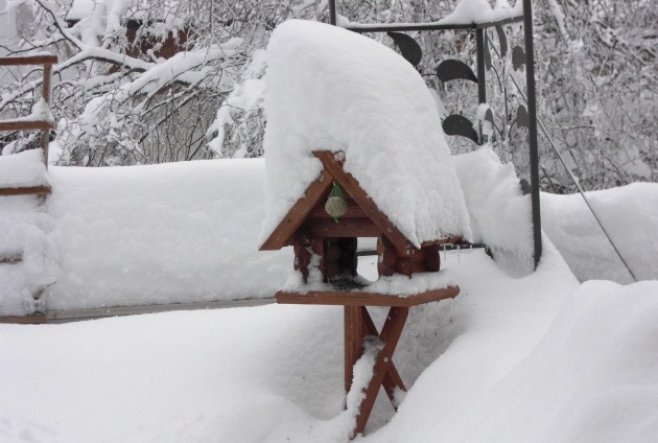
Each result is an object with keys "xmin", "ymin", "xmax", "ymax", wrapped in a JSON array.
[{"xmin": 259, "ymin": 20, "xmax": 471, "ymax": 437}]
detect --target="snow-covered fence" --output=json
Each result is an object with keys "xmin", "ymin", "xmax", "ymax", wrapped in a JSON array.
[
  {"xmin": 0, "ymin": 54, "xmax": 56, "ymax": 170},
  {"xmin": 0, "ymin": 55, "xmax": 58, "ymax": 321}
]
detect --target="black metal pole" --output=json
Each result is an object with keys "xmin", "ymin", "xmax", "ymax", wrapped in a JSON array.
[
  {"xmin": 329, "ymin": 0, "xmax": 336, "ymax": 25},
  {"xmin": 475, "ymin": 29, "xmax": 486, "ymax": 103},
  {"xmin": 523, "ymin": 0, "xmax": 543, "ymax": 268}
]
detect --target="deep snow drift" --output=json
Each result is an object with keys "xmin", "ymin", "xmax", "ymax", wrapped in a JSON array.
[
  {"xmin": 452, "ymin": 146, "xmax": 534, "ymax": 272},
  {"xmin": 542, "ymin": 183, "xmax": 658, "ymax": 283},
  {"xmin": 3, "ymin": 243, "xmax": 658, "ymax": 442},
  {"xmin": 0, "ymin": 149, "xmax": 56, "ymax": 315}
]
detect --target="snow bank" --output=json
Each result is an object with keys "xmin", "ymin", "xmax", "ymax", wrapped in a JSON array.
[
  {"xmin": 371, "ymin": 279, "xmax": 658, "ymax": 442},
  {"xmin": 5, "ymin": 205, "xmax": 658, "ymax": 441},
  {"xmin": 0, "ymin": 237, "xmax": 582, "ymax": 442},
  {"xmin": 541, "ymin": 182, "xmax": 658, "ymax": 283},
  {"xmin": 0, "ymin": 148, "xmax": 49, "ymax": 188},
  {"xmin": 0, "ymin": 149, "xmax": 55, "ymax": 315},
  {"xmin": 45, "ymin": 159, "xmax": 290, "ymax": 310},
  {"xmin": 0, "ymin": 196, "xmax": 57, "ymax": 316},
  {"xmin": 262, "ymin": 19, "xmax": 471, "ymax": 248},
  {"xmin": 452, "ymin": 146, "xmax": 533, "ymax": 272},
  {"xmin": 2, "ymin": 151, "xmax": 654, "ymax": 312}
]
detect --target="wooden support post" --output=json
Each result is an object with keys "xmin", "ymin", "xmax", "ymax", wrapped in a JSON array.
[
  {"xmin": 40, "ymin": 62, "xmax": 53, "ymax": 166},
  {"xmin": 344, "ymin": 305, "xmax": 364, "ymax": 394},
  {"xmin": 361, "ymin": 308, "xmax": 406, "ymax": 408},
  {"xmin": 353, "ymin": 306, "xmax": 409, "ymax": 436}
]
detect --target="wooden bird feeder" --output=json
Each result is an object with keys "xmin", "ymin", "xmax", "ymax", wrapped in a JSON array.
[
  {"xmin": 260, "ymin": 149, "xmax": 461, "ymax": 437},
  {"xmin": 260, "ymin": 150, "xmax": 462, "ymax": 281}
]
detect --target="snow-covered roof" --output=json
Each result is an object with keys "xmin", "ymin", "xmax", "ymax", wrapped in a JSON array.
[{"xmin": 260, "ymin": 20, "xmax": 472, "ymax": 249}]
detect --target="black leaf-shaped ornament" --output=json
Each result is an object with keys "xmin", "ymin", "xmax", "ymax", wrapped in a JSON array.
[
  {"xmin": 443, "ymin": 114, "xmax": 479, "ymax": 144},
  {"xmin": 512, "ymin": 46, "xmax": 526, "ymax": 71},
  {"xmin": 516, "ymin": 104, "xmax": 529, "ymax": 129},
  {"xmin": 387, "ymin": 32, "xmax": 422, "ymax": 67},
  {"xmin": 436, "ymin": 59, "xmax": 477, "ymax": 83},
  {"xmin": 495, "ymin": 26, "xmax": 508, "ymax": 58}
]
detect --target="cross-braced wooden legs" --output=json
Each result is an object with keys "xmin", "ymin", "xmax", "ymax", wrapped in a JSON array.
[
  {"xmin": 361, "ymin": 308, "xmax": 406, "ymax": 409},
  {"xmin": 344, "ymin": 305, "xmax": 409, "ymax": 437}
]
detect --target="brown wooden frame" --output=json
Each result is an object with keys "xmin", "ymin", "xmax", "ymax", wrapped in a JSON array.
[
  {"xmin": 0, "ymin": 186, "xmax": 51, "ymax": 196},
  {"xmin": 275, "ymin": 285, "xmax": 459, "ymax": 437},
  {"xmin": 0, "ymin": 55, "xmax": 57, "ymax": 274},
  {"xmin": 275, "ymin": 286, "xmax": 459, "ymax": 307},
  {"xmin": 260, "ymin": 151, "xmax": 415, "ymax": 254},
  {"xmin": 264, "ymin": 148, "xmax": 464, "ymax": 435},
  {"xmin": 0, "ymin": 55, "xmax": 58, "ymax": 168}
]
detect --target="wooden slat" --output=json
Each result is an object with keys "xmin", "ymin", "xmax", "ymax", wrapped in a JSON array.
[
  {"xmin": 275, "ymin": 285, "xmax": 460, "ymax": 307},
  {"xmin": 420, "ymin": 235, "xmax": 464, "ymax": 247},
  {"xmin": 0, "ymin": 254, "xmax": 22, "ymax": 264},
  {"xmin": 313, "ymin": 151, "xmax": 414, "ymax": 255},
  {"xmin": 0, "ymin": 313, "xmax": 47, "ymax": 324},
  {"xmin": 0, "ymin": 120, "xmax": 54, "ymax": 131},
  {"xmin": 47, "ymin": 297, "xmax": 276, "ymax": 322},
  {"xmin": 0, "ymin": 55, "xmax": 58, "ymax": 66},
  {"xmin": 307, "ymin": 218, "xmax": 381, "ymax": 238},
  {"xmin": 0, "ymin": 186, "xmax": 51, "ymax": 196},
  {"xmin": 259, "ymin": 170, "xmax": 333, "ymax": 250}
]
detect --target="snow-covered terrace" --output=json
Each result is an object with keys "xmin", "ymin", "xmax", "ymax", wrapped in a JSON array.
[{"xmin": 1, "ymin": 5, "xmax": 657, "ymax": 441}]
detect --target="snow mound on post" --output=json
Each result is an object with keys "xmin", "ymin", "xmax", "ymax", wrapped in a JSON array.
[
  {"xmin": 452, "ymin": 146, "xmax": 533, "ymax": 272},
  {"xmin": 261, "ymin": 19, "xmax": 471, "ymax": 247},
  {"xmin": 0, "ymin": 149, "xmax": 49, "ymax": 188}
]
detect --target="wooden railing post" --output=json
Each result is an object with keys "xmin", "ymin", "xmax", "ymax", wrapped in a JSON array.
[{"xmin": 40, "ymin": 61, "xmax": 53, "ymax": 166}]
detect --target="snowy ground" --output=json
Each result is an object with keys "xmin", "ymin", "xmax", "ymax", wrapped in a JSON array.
[
  {"xmin": 1, "ymin": 12, "xmax": 655, "ymax": 441},
  {"xmin": 3, "ymin": 241, "xmax": 657, "ymax": 442}
]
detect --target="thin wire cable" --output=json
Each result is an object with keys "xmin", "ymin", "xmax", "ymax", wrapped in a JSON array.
[{"xmin": 505, "ymin": 71, "xmax": 638, "ymax": 281}]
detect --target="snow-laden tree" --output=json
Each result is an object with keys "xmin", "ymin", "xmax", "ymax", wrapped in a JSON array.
[
  {"xmin": 533, "ymin": 0, "xmax": 657, "ymax": 190},
  {"xmin": 208, "ymin": 0, "xmax": 657, "ymax": 191},
  {"xmin": 1, "ymin": 0, "xmax": 655, "ymax": 191},
  {"xmin": 1, "ymin": 0, "xmax": 266, "ymax": 164}
]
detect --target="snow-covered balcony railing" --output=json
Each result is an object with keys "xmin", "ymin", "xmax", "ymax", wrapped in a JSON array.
[
  {"xmin": 0, "ymin": 54, "xmax": 57, "ymax": 172},
  {"xmin": 339, "ymin": 7, "xmax": 523, "ymax": 32}
]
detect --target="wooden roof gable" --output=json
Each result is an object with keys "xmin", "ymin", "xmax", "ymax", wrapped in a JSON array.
[{"xmin": 259, "ymin": 150, "xmax": 414, "ymax": 253}]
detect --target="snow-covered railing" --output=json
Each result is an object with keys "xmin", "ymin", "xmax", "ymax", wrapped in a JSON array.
[
  {"xmin": 0, "ymin": 54, "xmax": 57, "ymax": 172},
  {"xmin": 341, "ymin": 14, "xmax": 524, "ymax": 33},
  {"xmin": 0, "ymin": 55, "xmax": 56, "ymax": 198}
]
